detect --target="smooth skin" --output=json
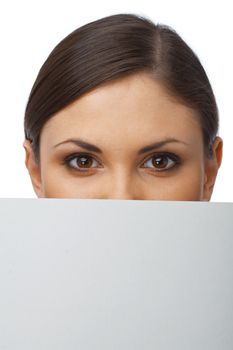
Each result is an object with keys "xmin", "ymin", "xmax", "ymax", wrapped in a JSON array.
[{"xmin": 23, "ymin": 72, "xmax": 223, "ymax": 200}]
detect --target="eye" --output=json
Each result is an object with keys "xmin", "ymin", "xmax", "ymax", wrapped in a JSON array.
[
  {"xmin": 63, "ymin": 153, "xmax": 101, "ymax": 172},
  {"xmin": 62, "ymin": 152, "xmax": 181, "ymax": 174},
  {"xmin": 141, "ymin": 152, "xmax": 181, "ymax": 172}
]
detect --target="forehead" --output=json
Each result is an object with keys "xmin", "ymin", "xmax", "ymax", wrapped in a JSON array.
[{"xmin": 40, "ymin": 72, "xmax": 202, "ymax": 147}]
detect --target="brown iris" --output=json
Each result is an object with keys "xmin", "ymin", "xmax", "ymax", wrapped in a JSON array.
[
  {"xmin": 77, "ymin": 156, "xmax": 93, "ymax": 168},
  {"xmin": 152, "ymin": 156, "xmax": 168, "ymax": 169}
]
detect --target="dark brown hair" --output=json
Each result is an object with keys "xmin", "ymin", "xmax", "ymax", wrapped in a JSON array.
[{"xmin": 24, "ymin": 13, "xmax": 219, "ymax": 164}]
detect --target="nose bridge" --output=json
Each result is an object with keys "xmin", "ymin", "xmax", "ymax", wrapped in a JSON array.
[{"xmin": 103, "ymin": 167, "xmax": 141, "ymax": 200}]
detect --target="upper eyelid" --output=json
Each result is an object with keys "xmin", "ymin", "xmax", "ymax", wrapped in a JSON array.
[{"xmin": 141, "ymin": 151, "xmax": 179, "ymax": 161}]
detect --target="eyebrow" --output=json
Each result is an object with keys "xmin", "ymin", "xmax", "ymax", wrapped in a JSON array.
[{"xmin": 53, "ymin": 137, "xmax": 189, "ymax": 155}]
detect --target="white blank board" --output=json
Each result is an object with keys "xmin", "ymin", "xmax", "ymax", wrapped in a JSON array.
[{"xmin": 0, "ymin": 199, "xmax": 233, "ymax": 349}]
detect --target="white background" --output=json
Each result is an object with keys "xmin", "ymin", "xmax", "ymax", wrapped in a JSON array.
[{"xmin": 0, "ymin": 0, "xmax": 232, "ymax": 201}]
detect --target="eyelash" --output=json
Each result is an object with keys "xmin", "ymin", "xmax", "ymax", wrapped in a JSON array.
[{"xmin": 62, "ymin": 152, "xmax": 181, "ymax": 174}]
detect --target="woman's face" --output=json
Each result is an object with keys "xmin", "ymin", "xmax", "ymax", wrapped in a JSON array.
[{"xmin": 24, "ymin": 72, "xmax": 222, "ymax": 200}]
